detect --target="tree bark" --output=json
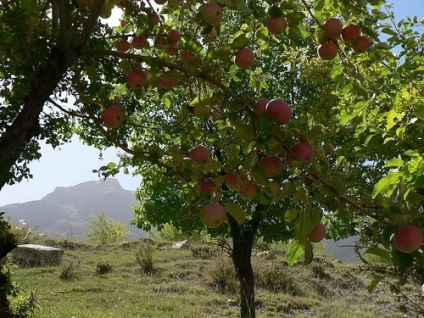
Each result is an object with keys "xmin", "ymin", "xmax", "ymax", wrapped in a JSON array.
[
  {"xmin": 0, "ymin": 47, "xmax": 69, "ymax": 189},
  {"xmin": 230, "ymin": 212, "xmax": 262, "ymax": 318}
]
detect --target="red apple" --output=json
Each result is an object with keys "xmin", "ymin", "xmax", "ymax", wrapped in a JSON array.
[
  {"xmin": 148, "ymin": 11, "xmax": 160, "ymax": 25},
  {"xmin": 234, "ymin": 48, "xmax": 255, "ymax": 69},
  {"xmin": 259, "ymin": 155, "xmax": 283, "ymax": 177},
  {"xmin": 103, "ymin": 105, "xmax": 125, "ymax": 128},
  {"xmin": 323, "ymin": 18, "xmax": 343, "ymax": 40},
  {"xmin": 154, "ymin": 0, "xmax": 167, "ymax": 4},
  {"xmin": 201, "ymin": 2, "xmax": 223, "ymax": 26},
  {"xmin": 168, "ymin": 30, "xmax": 181, "ymax": 43},
  {"xmin": 224, "ymin": 173, "xmax": 238, "ymax": 190},
  {"xmin": 341, "ymin": 24, "xmax": 361, "ymax": 43},
  {"xmin": 158, "ymin": 70, "xmax": 180, "ymax": 89},
  {"xmin": 116, "ymin": 40, "xmax": 131, "ymax": 52},
  {"xmin": 266, "ymin": 99, "xmax": 292, "ymax": 125},
  {"xmin": 154, "ymin": 36, "xmax": 167, "ymax": 49},
  {"xmin": 165, "ymin": 43, "xmax": 179, "ymax": 55},
  {"xmin": 308, "ymin": 223, "xmax": 326, "ymax": 242},
  {"xmin": 352, "ymin": 35, "xmax": 370, "ymax": 53},
  {"xmin": 200, "ymin": 203, "xmax": 226, "ymax": 228},
  {"xmin": 255, "ymin": 98, "xmax": 269, "ymax": 115},
  {"xmin": 168, "ymin": 0, "xmax": 180, "ymax": 8},
  {"xmin": 393, "ymin": 225, "xmax": 423, "ymax": 253},
  {"xmin": 132, "ymin": 36, "xmax": 148, "ymax": 49},
  {"xmin": 127, "ymin": 70, "xmax": 147, "ymax": 89},
  {"xmin": 286, "ymin": 141, "xmax": 313, "ymax": 166},
  {"xmin": 181, "ymin": 50, "xmax": 194, "ymax": 63},
  {"xmin": 238, "ymin": 180, "xmax": 259, "ymax": 200},
  {"xmin": 199, "ymin": 180, "xmax": 215, "ymax": 193},
  {"xmin": 317, "ymin": 42, "xmax": 338, "ymax": 60},
  {"xmin": 266, "ymin": 16, "xmax": 287, "ymax": 35},
  {"xmin": 190, "ymin": 144, "xmax": 210, "ymax": 166}
]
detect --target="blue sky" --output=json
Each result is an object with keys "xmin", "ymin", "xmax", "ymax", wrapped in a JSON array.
[{"xmin": 0, "ymin": 0, "xmax": 423, "ymax": 206}]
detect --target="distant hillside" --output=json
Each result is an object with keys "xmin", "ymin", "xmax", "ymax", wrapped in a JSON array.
[{"xmin": 1, "ymin": 178, "xmax": 146, "ymax": 240}]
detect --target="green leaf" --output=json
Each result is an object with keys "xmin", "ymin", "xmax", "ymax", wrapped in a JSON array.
[
  {"xmin": 287, "ymin": 241, "xmax": 305, "ymax": 266},
  {"xmin": 384, "ymin": 158, "xmax": 404, "ymax": 168},
  {"xmin": 224, "ymin": 202, "xmax": 246, "ymax": 225},
  {"xmin": 367, "ymin": 275, "xmax": 384, "ymax": 293},
  {"xmin": 304, "ymin": 241, "xmax": 313, "ymax": 264},
  {"xmin": 364, "ymin": 247, "xmax": 391, "ymax": 262}
]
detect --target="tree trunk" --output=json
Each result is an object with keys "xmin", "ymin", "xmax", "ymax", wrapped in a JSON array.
[
  {"xmin": 229, "ymin": 212, "xmax": 262, "ymax": 318},
  {"xmin": 0, "ymin": 224, "xmax": 17, "ymax": 318},
  {"xmin": 0, "ymin": 47, "xmax": 69, "ymax": 189}
]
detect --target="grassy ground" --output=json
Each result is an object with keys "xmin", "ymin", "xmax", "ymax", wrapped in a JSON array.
[{"xmin": 9, "ymin": 239, "xmax": 423, "ymax": 318}]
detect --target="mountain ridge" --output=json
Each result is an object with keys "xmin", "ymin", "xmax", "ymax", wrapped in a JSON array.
[{"xmin": 1, "ymin": 178, "xmax": 145, "ymax": 240}]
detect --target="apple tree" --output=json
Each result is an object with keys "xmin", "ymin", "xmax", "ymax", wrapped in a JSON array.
[{"xmin": 0, "ymin": 0, "xmax": 423, "ymax": 317}]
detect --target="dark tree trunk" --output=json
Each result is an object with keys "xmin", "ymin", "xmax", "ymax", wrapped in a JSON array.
[
  {"xmin": 0, "ymin": 47, "xmax": 69, "ymax": 189},
  {"xmin": 0, "ymin": 225, "xmax": 17, "ymax": 318},
  {"xmin": 229, "ymin": 212, "xmax": 262, "ymax": 318}
]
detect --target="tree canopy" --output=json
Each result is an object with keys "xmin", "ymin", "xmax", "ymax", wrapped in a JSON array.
[{"xmin": 0, "ymin": 0, "xmax": 423, "ymax": 317}]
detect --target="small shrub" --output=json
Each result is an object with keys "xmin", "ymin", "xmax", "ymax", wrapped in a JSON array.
[
  {"xmin": 10, "ymin": 291, "xmax": 39, "ymax": 318},
  {"xmin": 135, "ymin": 242, "xmax": 154, "ymax": 274},
  {"xmin": 95, "ymin": 261, "xmax": 113, "ymax": 275},
  {"xmin": 254, "ymin": 259, "xmax": 302, "ymax": 295},
  {"xmin": 205, "ymin": 256, "xmax": 238, "ymax": 293},
  {"xmin": 60, "ymin": 261, "xmax": 79, "ymax": 281},
  {"xmin": 191, "ymin": 245, "xmax": 219, "ymax": 259},
  {"xmin": 311, "ymin": 264, "xmax": 332, "ymax": 281}
]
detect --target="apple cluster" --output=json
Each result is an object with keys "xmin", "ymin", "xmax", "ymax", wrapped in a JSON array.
[{"xmin": 317, "ymin": 18, "xmax": 371, "ymax": 60}]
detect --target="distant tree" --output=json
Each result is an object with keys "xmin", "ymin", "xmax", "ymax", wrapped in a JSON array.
[{"xmin": 87, "ymin": 211, "xmax": 129, "ymax": 245}]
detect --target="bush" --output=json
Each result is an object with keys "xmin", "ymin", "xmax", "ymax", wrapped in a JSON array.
[
  {"xmin": 135, "ymin": 242, "xmax": 154, "ymax": 274},
  {"xmin": 10, "ymin": 292, "xmax": 39, "ymax": 318},
  {"xmin": 205, "ymin": 256, "xmax": 238, "ymax": 293},
  {"xmin": 191, "ymin": 245, "xmax": 219, "ymax": 259},
  {"xmin": 254, "ymin": 259, "xmax": 302, "ymax": 295},
  {"xmin": 95, "ymin": 262, "xmax": 113, "ymax": 275},
  {"xmin": 150, "ymin": 223, "xmax": 206, "ymax": 242},
  {"xmin": 60, "ymin": 262, "xmax": 80, "ymax": 281},
  {"xmin": 87, "ymin": 212, "xmax": 129, "ymax": 245},
  {"xmin": 10, "ymin": 219, "xmax": 45, "ymax": 245}
]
